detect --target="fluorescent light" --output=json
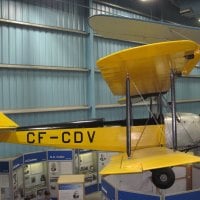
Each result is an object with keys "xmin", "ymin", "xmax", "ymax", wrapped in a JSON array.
[
  {"xmin": 140, "ymin": 0, "xmax": 154, "ymax": 2},
  {"xmin": 180, "ymin": 8, "xmax": 192, "ymax": 15}
]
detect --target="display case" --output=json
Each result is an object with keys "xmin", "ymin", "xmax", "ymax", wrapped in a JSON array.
[
  {"xmin": 47, "ymin": 150, "xmax": 74, "ymax": 200},
  {"xmin": 0, "ymin": 149, "xmax": 98, "ymax": 199},
  {"xmin": 0, "ymin": 160, "xmax": 11, "ymax": 200},
  {"xmin": 12, "ymin": 155, "xmax": 24, "ymax": 200},
  {"xmin": 58, "ymin": 174, "xmax": 85, "ymax": 200},
  {"xmin": 75, "ymin": 150, "xmax": 98, "ymax": 194},
  {"xmin": 23, "ymin": 152, "xmax": 48, "ymax": 200}
]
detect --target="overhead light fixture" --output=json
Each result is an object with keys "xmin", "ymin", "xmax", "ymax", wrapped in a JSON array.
[
  {"xmin": 180, "ymin": 8, "xmax": 194, "ymax": 18},
  {"xmin": 198, "ymin": 18, "xmax": 200, "ymax": 22},
  {"xmin": 140, "ymin": 0, "xmax": 147, "ymax": 1},
  {"xmin": 180, "ymin": 8, "xmax": 192, "ymax": 15}
]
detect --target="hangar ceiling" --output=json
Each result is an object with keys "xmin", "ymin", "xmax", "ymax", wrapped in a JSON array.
[
  {"xmin": 170, "ymin": 0, "xmax": 200, "ymax": 19},
  {"xmin": 96, "ymin": 0, "xmax": 200, "ymax": 27}
]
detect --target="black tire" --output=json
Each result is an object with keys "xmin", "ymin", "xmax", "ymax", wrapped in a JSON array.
[{"xmin": 151, "ymin": 168, "xmax": 175, "ymax": 189}]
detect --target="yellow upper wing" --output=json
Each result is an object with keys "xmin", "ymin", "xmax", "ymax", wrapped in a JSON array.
[
  {"xmin": 100, "ymin": 147, "xmax": 200, "ymax": 175},
  {"xmin": 97, "ymin": 40, "xmax": 200, "ymax": 96}
]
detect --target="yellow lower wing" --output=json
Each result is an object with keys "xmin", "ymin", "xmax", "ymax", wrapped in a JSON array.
[
  {"xmin": 0, "ymin": 112, "xmax": 18, "ymax": 129},
  {"xmin": 100, "ymin": 147, "xmax": 200, "ymax": 175}
]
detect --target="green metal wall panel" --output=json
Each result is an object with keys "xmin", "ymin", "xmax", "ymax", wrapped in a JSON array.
[
  {"xmin": 94, "ymin": 37, "xmax": 134, "ymax": 65},
  {"xmin": 92, "ymin": 1, "xmax": 150, "ymax": 20},
  {"xmin": 95, "ymin": 72, "xmax": 120, "ymax": 105},
  {"xmin": 0, "ymin": 0, "xmax": 87, "ymax": 31},
  {"xmin": 176, "ymin": 78, "xmax": 200, "ymax": 100},
  {"xmin": 96, "ymin": 106, "xmax": 149, "ymax": 121},
  {"xmin": 8, "ymin": 109, "xmax": 89, "ymax": 126},
  {"xmin": 0, "ymin": 0, "xmax": 89, "ymax": 157},
  {"xmin": 177, "ymin": 102, "xmax": 200, "ymax": 114},
  {"xmin": 0, "ymin": 25, "xmax": 87, "ymax": 67},
  {"xmin": 0, "ymin": 69, "xmax": 87, "ymax": 109}
]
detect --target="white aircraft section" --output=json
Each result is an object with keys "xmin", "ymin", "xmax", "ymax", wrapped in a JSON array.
[
  {"xmin": 89, "ymin": 15, "xmax": 200, "ymax": 44},
  {"xmin": 165, "ymin": 113, "xmax": 200, "ymax": 149}
]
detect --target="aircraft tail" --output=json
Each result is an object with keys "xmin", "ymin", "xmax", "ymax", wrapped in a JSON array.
[{"xmin": 0, "ymin": 112, "xmax": 19, "ymax": 129}]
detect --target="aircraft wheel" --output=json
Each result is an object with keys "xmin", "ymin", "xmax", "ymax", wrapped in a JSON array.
[{"xmin": 151, "ymin": 168, "xmax": 175, "ymax": 189}]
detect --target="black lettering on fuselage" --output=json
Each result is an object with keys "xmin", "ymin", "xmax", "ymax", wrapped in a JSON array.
[
  {"xmin": 61, "ymin": 130, "xmax": 95, "ymax": 144},
  {"xmin": 27, "ymin": 132, "xmax": 35, "ymax": 143},
  {"xmin": 62, "ymin": 132, "xmax": 70, "ymax": 143},
  {"xmin": 26, "ymin": 130, "xmax": 96, "ymax": 144},
  {"xmin": 38, "ymin": 132, "xmax": 46, "ymax": 143},
  {"xmin": 74, "ymin": 131, "xmax": 83, "ymax": 143},
  {"xmin": 27, "ymin": 132, "xmax": 46, "ymax": 143},
  {"xmin": 87, "ymin": 131, "xmax": 95, "ymax": 143}
]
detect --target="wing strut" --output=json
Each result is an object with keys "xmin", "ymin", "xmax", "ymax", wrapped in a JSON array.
[
  {"xmin": 170, "ymin": 70, "xmax": 177, "ymax": 151},
  {"xmin": 126, "ymin": 75, "xmax": 132, "ymax": 158}
]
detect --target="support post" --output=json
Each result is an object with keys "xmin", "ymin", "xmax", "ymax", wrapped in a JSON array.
[
  {"xmin": 157, "ymin": 94, "xmax": 164, "ymax": 123},
  {"xmin": 87, "ymin": 0, "xmax": 96, "ymax": 118},
  {"xmin": 170, "ymin": 70, "xmax": 177, "ymax": 151},
  {"xmin": 126, "ymin": 76, "xmax": 132, "ymax": 158}
]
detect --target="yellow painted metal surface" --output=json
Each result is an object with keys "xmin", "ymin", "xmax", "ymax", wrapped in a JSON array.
[
  {"xmin": 0, "ymin": 125, "xmax": 165, "ymax": 151},
  {"xmin": 97, "ymin": 40, "xmax": 200, "ymax": 96},
  {"xmin": 58, "ymin": 174, "xmax": 85, "ymax": 184},
  {"xmin": 100, "ymin": 147, "xmax": 200, "ymax": 175},
  {"xmin": 0, "ymin": 112, "xmax": 18, "ymax": 128}
]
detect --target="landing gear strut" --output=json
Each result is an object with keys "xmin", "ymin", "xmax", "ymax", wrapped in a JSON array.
[{"xmin": 152, "ymin": 168, "xmax": 175, "ymax": 189}]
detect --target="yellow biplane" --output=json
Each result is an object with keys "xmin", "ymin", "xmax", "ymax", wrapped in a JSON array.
[{"xmin": 0, "ymin": 39, "xmax": 200, "ymax": 188}]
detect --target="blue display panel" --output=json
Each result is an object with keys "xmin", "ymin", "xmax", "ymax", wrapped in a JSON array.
[
  {"xmin": 12, "ymin": 156, "xmax": 23, "ymax": 170},
  {"xmin": 59, "ymin": 184, "xmax": 82, "ymax": 190},
  {"xmin": 118, "ymin": 191, "xmax": 160, "ymax": 200},
  {"xmin": 0, "ymin": 161, "xmax": 9, "ymax": 173},
  {"xmin": 24, "ymin": 151, "xmax": 47, "ymax": 164},
  {"xmin": 48, "ymin": 150, "xmax": 73, "ymax": 160},
  {"xmin": 165, "ymin": 190, "xmax": 200, "ymax": 200},
  {"xmin": 85, "ymin": 183, "xmax": 98, "ymax": 195},
  {"xmin": 101, "ymin": 179, "xmax": 115, "ymax": 200}
]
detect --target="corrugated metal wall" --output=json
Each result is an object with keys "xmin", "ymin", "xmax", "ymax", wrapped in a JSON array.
[
  {"xmin": 0, "ymin": 0, "xmax": 86, "ymax": 30},
  {"xmin": 0, "ymin": 0, "xmax": 90, "ymax": 156},
  {"xmin": 0, "ymin": 0, "xmax": 200, "ymax": 157},
  {"xmin": 0, "ymin": 70, "xmax": 87, "ymax": 109},
  {"xmin": 0, "ymin": 26, "xmax": 86, "ymax": 66}
]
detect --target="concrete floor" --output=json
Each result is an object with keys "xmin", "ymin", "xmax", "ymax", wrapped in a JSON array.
[{"xmin": 86, "ymin": 192, "xmax": 102, "ymax": 200}]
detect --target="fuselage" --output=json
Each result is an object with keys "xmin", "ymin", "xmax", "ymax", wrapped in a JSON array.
[
  {"xmin": 0, "ymin": 112, "xmax": 199, "ymax": 153},
  {"xmin": 165, "ymin": 112, "xmax": 200, "ymax": 149}
]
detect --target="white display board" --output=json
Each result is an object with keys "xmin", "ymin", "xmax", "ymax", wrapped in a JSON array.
[
  {"xmin": 58, "ymin": 174, "xmax": 85, "ymax": 200},
  {"xmin": 0, "ymin": 160, "xmax": 11, "ymax": 200},
  {"xmin": 58, "ymin": 183, "xmax": 84, "ymax": 200},
  {"xmin": 75, "ymin": 151, "xmax": 97, "ymax": 186},
  {"xmin": 47, "ymin": 150, "xmax": 74, "ymax": 199},
  {"xmin": 0, "ymin": 174, "xmax": 10, "ymax": 200}
]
